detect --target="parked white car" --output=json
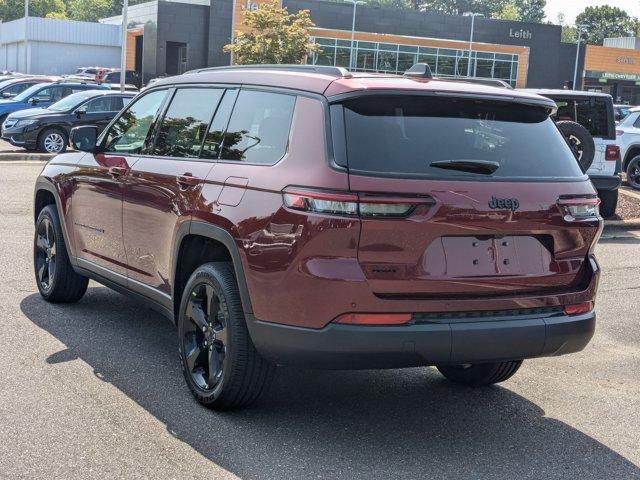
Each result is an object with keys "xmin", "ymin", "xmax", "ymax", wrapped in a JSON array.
[{"xmin": 615, "ymin": 107, "xmax": 640, "ymax": 190}]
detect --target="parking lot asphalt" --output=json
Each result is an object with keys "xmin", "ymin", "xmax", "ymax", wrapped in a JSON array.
[{"xmin": 1, "ymin": 162, "xmax": 639, "ymax": 479}]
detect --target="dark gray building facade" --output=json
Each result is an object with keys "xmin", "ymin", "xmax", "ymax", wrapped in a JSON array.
[{"xmin": 105, "ymin": 0, "xmax": 584, "ymax": 88}]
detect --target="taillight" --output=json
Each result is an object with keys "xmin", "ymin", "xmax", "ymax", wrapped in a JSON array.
[
  {"xmin": 283, "ymin": 189, "xmax": 358, "ymax": 216},
  {"xmin": 283, "ymin": 188, "xmax": 432, "ymax": 218},
  {"xmin": 564, "ymin": 301, "xmax": 593, "ymax": 316},
  {"xmin": 333, "ymin": 313, "xmax": 412, "ymax": 325},
  {"xmin": 557, "ymin": 195, "xmax": 600, "ymax": 220},
  {"xmin": 605, "ymin": 144, "xmax": 620, "ymax": 161}
]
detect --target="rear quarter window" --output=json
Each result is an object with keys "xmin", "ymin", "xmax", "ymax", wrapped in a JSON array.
[{"xmin": 338, "ymin": 95, "xmax": 585, "ymax": 181}]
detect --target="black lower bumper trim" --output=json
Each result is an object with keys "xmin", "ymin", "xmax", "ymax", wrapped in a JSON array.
[
  {"xmin": 590, "ymin": 174, "xmax": 622, "ymax": 191},
  {"xmin": 247, "ymin": 312, "xmax": 596, "ymax": 369}
]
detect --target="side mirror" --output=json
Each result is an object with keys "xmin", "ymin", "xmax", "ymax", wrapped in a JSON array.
[
  {"xmin": 29, "ymin": 97, "xmax": 39, "ymax": 105},
  {"xmin": 70, "ymin": 125, "xmax": 99, "ymax": 152},
  {"xmin": 75, "ymin": 106, "xmax": 87, "ymax": 118},
  {"xmin": 1, "ymin": 92, "xmax": 11, "ymax": 99}
]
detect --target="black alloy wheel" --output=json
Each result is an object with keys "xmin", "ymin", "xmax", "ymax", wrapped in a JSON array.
[
  {"xmin": 35, "ymin": 216, "xmax": 57, "ymax": 293},
  {"xmin": 178, "ymin": 262, "xmax": 275, "ymax": 410},
  {"xmin": 627, "ymin": 156, "xmax": 640, "ymax": 190},
  {"xmin": 182, "ymin": 282, "xmax": 229, "ymax": 391}
]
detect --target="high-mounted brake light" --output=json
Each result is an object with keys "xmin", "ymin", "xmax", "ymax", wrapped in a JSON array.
[
  {"xmin": 605, "ymin": 144, "xmax": 620, "ymax": 161},
  {"xmin": 557, "ymin": 196, "xmax": 600, "ymax": 220},
  {"xmin": 283, "ymin": 188, "xmax": 432, "ymax": 218}
]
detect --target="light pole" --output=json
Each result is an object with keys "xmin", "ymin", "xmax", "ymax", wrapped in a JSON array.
[
  {"xmin": 573, "ymin": 24, "xmax": 589, "ymax": 90},
  {"xmin": 346, "ymin": 0, "xmax": 365, "ymax": 71},
  {"xmin": 24, "ymin": 0, "xmax": 29, "ymax": 74},
  {"xmin": 119, "ymin": 0, "xmax": 128, "ymax": 93},
  {"xmin": 463, "ymin": 12, "xmax": 484, "ymax": 78}
]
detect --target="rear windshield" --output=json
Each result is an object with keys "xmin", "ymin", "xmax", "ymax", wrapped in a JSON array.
[{"xmin": 339, "ymin": 95, "xmax": 584, "ymax": 180}]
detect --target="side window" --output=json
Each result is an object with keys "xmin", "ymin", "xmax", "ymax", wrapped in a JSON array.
[
  {"xmin": 103, "ymin": 89, "xmax": 168, "ymax": 154},
  {"xmin": 84, "ymin": 97, "xmax": 111, "ymax": 112},
  {"xmin": 220, "ymin": 90, "xmax": 295, "ymax": 164},
  {"xmin": 201, "ymin": 89, "xmax": 237, "ymax": 159},
  {"xmin": 153, "ymin": 88, "xmax": 224, "ymax": 158},
  {"xmin": 32, "ymin": 87, "xmax": 52, "ymax": 102},
  {"xmin": 109, "ymin": 97, "xmax": 125, "ymax": 111},
  {"xmin": 6, "ymin": 82, "xmax": 33, "ymax": 95},
  {"xmin": 122, "ymin": 96, "xmax": 133, "ymax": 107}
]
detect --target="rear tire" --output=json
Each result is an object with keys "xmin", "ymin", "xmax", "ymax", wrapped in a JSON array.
[
  {"xmin": 178, "ymin": 262, "xmax": 275, "ymax": 410},
  {"xmin": 556, "ymin": 120, "xmax": 595, "ymax": 172},
  {"xmin": 437, "ymin": 361, "xmax": 523, "ymax": 386},
  {"xmin": 598, "ymin": 189, "xmax": 619, "ymax": 218},
  {"xmin": 34, "ymin": 205, "xmax": 88, "ymax": 303}
]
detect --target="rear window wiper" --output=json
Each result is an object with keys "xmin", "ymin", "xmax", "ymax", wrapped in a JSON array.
[{"xmin": 429, "ymin": 159, "xmax": 500, "ymax": 175}]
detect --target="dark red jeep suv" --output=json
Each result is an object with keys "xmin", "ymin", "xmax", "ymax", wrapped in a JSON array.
[{"xmin": 33, "ymin": 64, "xmax": 602, "ymax": 410}]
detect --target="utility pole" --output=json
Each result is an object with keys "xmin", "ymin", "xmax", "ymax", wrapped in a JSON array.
[
  {"xmin": 463, "ymin": 12, "xmax": 484, "ymax": 78},
  {"xmin": 573, "ymin": 24, "xmax": 589, "ymax": 90},
  {"xmin": 346, "ymin": 0, "xmax": 365, "ymax": 71},
  {"xmin": 120, "ymin": 0, "xmax": 128, "ymax": 92}
]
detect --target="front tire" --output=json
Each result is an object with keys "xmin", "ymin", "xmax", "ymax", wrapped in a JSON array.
[
  {"xmin": 38, "ymin": 128, "xmax": 67, "ymax": 154},
  {"xmin": 178, "ymin": 262, "xmax": 275, "ymax": 410},
  {"xmin": 598, "ymin": 189, "xmax": 619, "ymax": 218},
  {"xmin": 34, "ymin": 205, "xmax": 88, "ymax": 302},
  {"xmin": 437, "ymin": 361, "xmax": 522, "ymax": 386}
]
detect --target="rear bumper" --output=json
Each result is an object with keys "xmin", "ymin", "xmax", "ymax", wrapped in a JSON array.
[
  {"xmin": 247, "ymin": 310, "xmax": 596, "ymax": 369},
  {"xmin": 589, "ymin": 173, "xmax": 621, "ymax": 192}
]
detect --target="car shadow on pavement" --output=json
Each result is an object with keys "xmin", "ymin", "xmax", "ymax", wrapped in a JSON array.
[{"xmin": 20, "ymin": 287, "xmax": 640, "ymax": 480}]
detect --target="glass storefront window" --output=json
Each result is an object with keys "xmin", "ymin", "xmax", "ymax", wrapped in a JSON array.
[
  {"xmin": 308, "ymin": 37, "xmax": 519, "ymax": 87},
  {"xmin": 398, "ymin": 52, "xmax": 417, "ymax": 73}
]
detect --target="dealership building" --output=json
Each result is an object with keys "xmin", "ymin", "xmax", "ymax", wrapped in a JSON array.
[{"xmin": 102, "ymin": 0, "xmax": 640, "ymax": 103}]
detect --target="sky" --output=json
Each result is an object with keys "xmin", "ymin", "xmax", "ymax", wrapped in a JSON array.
[{"xmin": 544, "ymin": 0, "xmax": 640, "ymax": 24}]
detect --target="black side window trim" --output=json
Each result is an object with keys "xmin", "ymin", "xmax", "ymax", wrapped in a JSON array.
[{"xmin": 199, "ymin": 88, "xmax": 239, "ymax": 160}]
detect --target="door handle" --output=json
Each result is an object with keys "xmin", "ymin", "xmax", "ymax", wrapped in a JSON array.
[
  {"xmin": 177, "ymin": 174, "xmax": 200, "ymax": 189},
  {"xmin": 108, "ymin": 166, "xmax": 127, "ymax": 178}
]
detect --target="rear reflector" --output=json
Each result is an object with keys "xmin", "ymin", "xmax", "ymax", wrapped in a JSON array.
[
  {"xmin": 333, "ymin": 313, "xmax": 412, "ymax": 325},
  {"xmin": 605, "ymin": 144, "xmax": 620, "ymax": 161},
  {"xmin": 564, "ymin": 301, "xmax": 593, "ymax": 316},
  {"xmin": 557, "ymin": 196, "xmax": 600, "ymax": 220},
  {"xmin": 283, "ymin": 188, "xmax": 432, "ymax": 218}
]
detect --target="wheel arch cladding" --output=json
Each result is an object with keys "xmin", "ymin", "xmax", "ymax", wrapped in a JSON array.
[{"xmin": 172, "ymin": 221, "xmax": 254, "ymax": 321}]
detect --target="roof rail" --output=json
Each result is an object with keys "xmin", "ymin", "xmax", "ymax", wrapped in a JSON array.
[
  {"xmin": 435, "ymin": 76, "xmax": 513, "ymax": 89},
  {"xmin": 186, "ymin": 64, "xmax": 352, "ymax": 78}
]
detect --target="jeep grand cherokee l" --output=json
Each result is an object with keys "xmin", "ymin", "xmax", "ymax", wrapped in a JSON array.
[{"xmin": 33, "ymin": 64, "xmax": 602, "ymax": 410}]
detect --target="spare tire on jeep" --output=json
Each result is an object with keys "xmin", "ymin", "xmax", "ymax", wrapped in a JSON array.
[{"xmin": 556, "ymin": 120, "xmax": 595, "ymax": 172}]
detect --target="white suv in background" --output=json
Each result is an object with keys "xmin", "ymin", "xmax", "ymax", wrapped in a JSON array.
[
  {"xmin": 523, "ymin": 90, "xmax": 622, "ymax": 217},
  {"xmin": 616, "ymin": 107, "xmax": 640, "ymax": 190}
]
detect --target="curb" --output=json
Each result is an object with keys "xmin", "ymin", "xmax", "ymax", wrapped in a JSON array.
[
  {"xmin": 0, "ymin": 153, "xmax": 54, "ymax": 161},
  {"xmin": 604, "ymin": 218, "xmax": 640, "ymax": 230}
]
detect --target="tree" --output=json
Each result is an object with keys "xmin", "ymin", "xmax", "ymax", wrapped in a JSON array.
[
  {"xmin": 224, "ymin": 2, "xmax": 320, "ymax": 65},
  {"xmin": 420, "ymin": 0, "xmax": 508, "ymax": 17},
  {"xmin": 515, "ymin": 0, "xmax": 545, "ymax": 23},
  {"xmin": 67, "ymin": 0, "xmax": 113, "ymax": 21},
  {"xmin": 0, "ymin": 0, "xmax": 66, "ymax": 21},
  {"xmin": 575, "ymin": 6, "xmax": 637, "ymax": 45},
  {"xmin": 492, "ymin": 4, "xmax": 519, "ymax": 21}
]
